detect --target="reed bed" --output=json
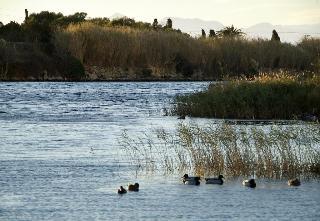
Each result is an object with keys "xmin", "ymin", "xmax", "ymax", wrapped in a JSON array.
[
  {"xmin": 119, "ymin": 123, "xmax": 320, "ymax": 179},
  {"xmin": 54, "ymin": 23, "xmax": 319, "ymax": 79},
  {"xmin": 173, "ymin": 72, "xmax": 320, "ymax": 119}
]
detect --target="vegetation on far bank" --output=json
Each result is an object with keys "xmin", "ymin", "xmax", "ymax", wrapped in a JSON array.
[
  {"xmin": 120, "ymin": 123, "xmax": 320, "ymax": 179},
  {"xmin": 0, "ymin": 10, "xmax": 320, "ymax": 80},
  {"xmin": 173, "ymin": 73, "xmax": 320, "ymax": 120}
]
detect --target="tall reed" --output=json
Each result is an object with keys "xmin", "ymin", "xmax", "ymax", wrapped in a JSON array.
[
  {"xmin": 54, "ymin": 23, "xmax": 319, "ymax": 79},
  {"xmin": 119, "ymin": 123, "xmax": 320, "ymax": 179}
]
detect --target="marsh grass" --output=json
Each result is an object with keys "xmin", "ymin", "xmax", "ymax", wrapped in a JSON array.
[
  {"xmin": 173, "ymin": 72, "xmax": 320, "ymax": 119},
  {"xmin": 119, "ymin": 123, "xmax": 320, "ymax": 179},
  {"xmin": 54, "ymin": 23, "xmax": 320, "ymax": 79}
]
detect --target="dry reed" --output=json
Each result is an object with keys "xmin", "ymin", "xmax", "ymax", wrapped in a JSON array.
[{"xmin": 119, "ymin": 123, "xmax": 320, "ymax": 179}]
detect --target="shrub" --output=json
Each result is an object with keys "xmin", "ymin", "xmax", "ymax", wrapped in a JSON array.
[{"xmin": 173, "ymin": 73, "xmax": 320, "ymax": 119}]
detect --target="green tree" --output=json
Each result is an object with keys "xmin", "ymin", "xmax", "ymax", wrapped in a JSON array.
[
  {"xmin": 217, "ymin": 25, "xmax": 244, "ymax": 38},
  {"xmin": 57, "ymin": 12, "xmax": 87, "ymax": 27},
  {"xmin": 23, "ymin": 11, "xmax": 64, "ymax": 43},
  {"xmin": 271, "ymin": 29, "xmax": 280, "ymax": 42},
  {"xmin": 152, "ymin": 18, "xmax": 158, "ymax": 29},
  {"xmin": 209, "ymin": 29, "xmax": 216, "ymax": 38},
  {"xmin": 201, "ymin": 29, "xmax": 206, "ymax": 38},
  {"xmin": 0, "ymin": 21, "xmax": 25, "ymax": 41},
  {"xmin": 166, "ymin": 18, "xmax": 172, "ymax": 29},
  {"xmin": 111, "ymin": 17, "xmax": 135, "ymax": 27}
]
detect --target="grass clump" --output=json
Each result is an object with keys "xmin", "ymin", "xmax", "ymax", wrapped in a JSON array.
[
  {"xmin": 119, "ymin": 123, "xmax": 320, "ymax": 179},
  {"xmin": 173, "ymin": 72, "xmax": 320, "ymax": 120}
]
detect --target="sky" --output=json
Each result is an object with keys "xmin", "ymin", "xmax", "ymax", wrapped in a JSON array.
[{"xmin": 0, "ymin": 0, "xmax": 319, "ymax": 27}]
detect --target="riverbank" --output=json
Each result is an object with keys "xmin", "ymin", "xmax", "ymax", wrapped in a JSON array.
[{"xmin": 1, "ymin": 11, "xmax": 319, "ymax": 81}]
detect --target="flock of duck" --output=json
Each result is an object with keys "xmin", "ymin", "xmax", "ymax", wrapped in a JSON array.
[
  {"xmin": 182, "ymin": 174, "xmax": 301, "ymax": 188},
  {"xmin": 118, "ymin": 174, "xmax": 301, "ymax": 194}
]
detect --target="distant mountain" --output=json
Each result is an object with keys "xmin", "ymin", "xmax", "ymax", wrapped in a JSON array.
[
  {"xmin": 244, "ymin": 23, "xmax": 320, "ymax": 43},
  {"xmin": 109, "ymin": 14, "xmax": 319, "ymax": 43},
  {"xmin": 160, "ymin": 17, "xmax": 319, "ymax": 43}
]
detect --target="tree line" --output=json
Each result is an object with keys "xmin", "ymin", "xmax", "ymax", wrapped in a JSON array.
[{"xmin": 0, "ymin": 10, "xmax": 319, "ymax": 80}]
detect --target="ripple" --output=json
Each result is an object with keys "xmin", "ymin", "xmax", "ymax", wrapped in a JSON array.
[{"xmin": 1, "ymin": 82, "xmax": 319, "ymax": 220}]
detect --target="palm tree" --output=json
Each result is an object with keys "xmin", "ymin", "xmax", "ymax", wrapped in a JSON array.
[{"xmin": 217, "ymin": 25, "xmax": 244, "ymax": 38}]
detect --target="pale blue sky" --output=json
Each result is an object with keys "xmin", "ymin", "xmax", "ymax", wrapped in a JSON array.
[{"xmin": 0, "ymin": 0, "xmax": 319, "ymax": 26}]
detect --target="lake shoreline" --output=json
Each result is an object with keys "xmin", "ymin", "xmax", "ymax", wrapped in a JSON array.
[{"xmin": 0, "ymin": 79, "xmax": 214, "ymax": 82}]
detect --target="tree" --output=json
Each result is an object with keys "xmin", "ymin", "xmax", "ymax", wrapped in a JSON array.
[
  {"xmin": 0, "ymin": 21, "xmax": 25, "ymax": 41},
  {"xmin": 166, "ymin": 18, "xmax": 172, "ymax": 29},
  {"xmin": 0, "ymin": 22, "xmax": 3, "ymax": 28},
  {"xmin": 23, "ymin": 11, "xmax": 64, "ymax": 43},
  {"xmin": 209, "ymin": 29, "xmax": 216, "ymax": 38},
  {"xmin": 201, "ymin": 29, "xmax": 206, "ymax": 38},
  {"xmin": 111, "ymin": 16, "xmax": 135, "ymax": 27},
  {"xmin": 23, "ymin": 11, "xmax": 88, "ymax": 43},
  {"xmin": 271, "ymin": 29, "xmax": 280, "ymax": 42},
  {"xmin": 57, "ymin": 12, "xmax": 87, "ymax": 27},
  {"xmin": 152, "ymin": 18, "xmax": 158, "ymax": 29},
  {"xmin": 217, "ymin": 25, "xmax": 244, "ymax": 38}
]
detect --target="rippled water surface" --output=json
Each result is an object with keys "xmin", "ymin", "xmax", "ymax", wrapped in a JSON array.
[{"xmin": 0, "ymin": 82, "xmax": 319, "ymax": 220}]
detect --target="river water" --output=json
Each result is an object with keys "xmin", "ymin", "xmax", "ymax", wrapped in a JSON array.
[{"xmin": 0, "ymin": 82, "xmax": 319, "ymax": 220}]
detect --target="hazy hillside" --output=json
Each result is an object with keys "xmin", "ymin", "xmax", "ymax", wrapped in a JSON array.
[
  {"xmin": 245, "ymin": 23, "xmax": 320, "ymax": 43},
  {"xmin": 161, "ymin": 17, "xmax": 320, "ymax": 43}
]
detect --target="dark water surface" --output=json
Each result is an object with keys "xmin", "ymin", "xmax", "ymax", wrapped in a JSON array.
[{"xmin": 0, "ymin": 82, "xmax": 319, "ymax": 220}]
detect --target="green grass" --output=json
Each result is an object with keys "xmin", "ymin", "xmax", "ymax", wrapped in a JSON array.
[{"xmin": 173, "ymin": 73, "xmax": 320, "ymax": 120}]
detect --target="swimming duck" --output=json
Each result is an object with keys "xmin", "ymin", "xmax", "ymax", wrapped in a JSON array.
[
  {"xmin": 128, "ymin": 183, "xmax": 139, "ymax": 191},
  {"xmin": 242, "ymin": 179, "xmax": 256, "ymax": 188},
  {"xmin": 288, "ymin": 178, "xmax": 301, "ymax": 186},
  {"xmin": 118, "ymin": 186, "xmax": 127, "ymax": 194},
  {"xmin": 182, "ymin": 174, "xmax": 201, "ymax": 185},
  {"xmin": 205, "ymin": 175, "xmax": 224, "ymax": 185}
]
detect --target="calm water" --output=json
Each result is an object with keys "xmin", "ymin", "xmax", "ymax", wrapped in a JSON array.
[{"xmin": 0, "ymin": 82, "xmax": 319, "ymax": 221}]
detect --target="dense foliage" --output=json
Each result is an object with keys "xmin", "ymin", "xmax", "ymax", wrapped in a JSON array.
[{"xmin": 173, "ymin": 73, "xmax": 320, "ymax": 120}]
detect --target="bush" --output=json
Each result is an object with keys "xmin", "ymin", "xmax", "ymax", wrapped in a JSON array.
[
  {"xmin": 61, "ymin": 55, "xmax": 86, "ymax": 80},
  {"xmin": 173, "ymin": 73, "xmax": 320, "ymax": 119}
]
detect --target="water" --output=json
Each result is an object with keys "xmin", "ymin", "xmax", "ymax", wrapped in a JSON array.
[{"xmin": 0, "ymin": 82, "xmax": 319, "ymax": 220}]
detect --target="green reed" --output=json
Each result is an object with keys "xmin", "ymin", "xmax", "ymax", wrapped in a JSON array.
[{"xmin": 173, "ymin": 73, "xmax": 320, "ymax": 120}]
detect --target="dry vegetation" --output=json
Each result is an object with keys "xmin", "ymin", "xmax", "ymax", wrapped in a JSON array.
[
  {"xmin": 119, "ymin": 123, "xmax": 320, "ymax": 179},
  {"xmin": 54, "ymin": 22, "xmax": 320, "ymax": 80},
  {"xmin": 1, "ymin": 11, "xmax": 319, "ymax": 80}
]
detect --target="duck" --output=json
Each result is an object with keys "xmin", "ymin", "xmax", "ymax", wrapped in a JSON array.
[
  {"xmin": 288, "ymin": 178, "xmax": 301, "ymax": 186},
  {"xmin": 205, "ymin": 175, "xmax": 224, "ymax": 185},
  {"xmin": 128, "ymin": 183, "xmax": 139, "ymax": 191},
  {"xmin": 118, "ymin": 186, "xmax": 127, "ymax": 194},
  {"xmin": 242, "ymin": 179, "xmax": 256, "ymax": 188},
  {"xmin": 182, "ymin": 174, "xmax": 201, "ymax": 185}
]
